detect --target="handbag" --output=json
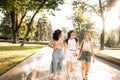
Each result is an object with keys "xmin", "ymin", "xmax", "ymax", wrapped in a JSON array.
[{"xmin": 78, "ymin": 41, "xmax": 84, "ymax": 60}]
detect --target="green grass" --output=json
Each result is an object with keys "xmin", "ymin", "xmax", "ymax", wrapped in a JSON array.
[
  {"xmin": 99, "ymin": 50, "xmax": 120, "ymax": 58},
  {"xmin": 0, "ymin": 46, "xmax": 45, "ymax": 51},
  {"xmin": 0, "ymin": 43, "xmax": 46, "ymax": 75}
]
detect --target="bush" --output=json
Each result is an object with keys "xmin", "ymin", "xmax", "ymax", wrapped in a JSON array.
[{"xmin": 105, "ymin": 37, "xmax": 115, "ymax": 47}]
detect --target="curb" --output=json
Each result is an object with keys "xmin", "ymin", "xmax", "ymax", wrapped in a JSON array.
[{"xmin": 95, "ymin": 52, "xmax": 120, "ymax": 66}]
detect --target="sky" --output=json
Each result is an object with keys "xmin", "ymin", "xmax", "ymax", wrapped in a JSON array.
[
  {"xmin": 45, "ymin": 0, "xmax": 74, "ymax": 30},
  {"xmin": 45, "ymin": 0, "xmax": 120, "ymax": 31},
  {"xmin": 0, "ymin": 0, "xmax": 120, "ymax": 31},
  {"xmin": 92, "ymin": 0, "xmax": 120, "ymax": 31}
]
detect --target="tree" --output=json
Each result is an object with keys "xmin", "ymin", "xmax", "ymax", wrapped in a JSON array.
[
  {"xmin": 0, "ymin": 0, "xmax": 28, "ymax": 43},
  {"xmin": 99, "ymin": 0, "xmax": 105, "ymax": 50},
  {"xmin": 105, "ymin": 37, "xmax": 115, "ymax": 47},
  {"xmin": 35, "ymin": 14, "xmax": 53, "ymax": 41},
  {"xmin": 72, "ymin": 0, "xmax": 96, "ymax": 42},
  {"xmin": 0, "ymin": 0, "xmax": 64, "ymax": 45},
  {"xmin": 0, "ymin": 13, "xmax": 12, "ymax": 38},
  {"xmin": 18, "ymin": 16, "xmax": 36, "ymax": 40},
  {"xmin": 21, "ymin": 0, "xmax": 64, "ymax": 46},
  {"xmin": 105, "ymin": 29, "xmax": 118, "ymax": 47},
  {"xmin": 72, "ymin": 0, "xmax": 116, "ymax": 50}
]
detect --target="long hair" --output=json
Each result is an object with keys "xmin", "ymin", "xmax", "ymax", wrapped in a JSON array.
[
  {"xmin": 65, "ymin": 30, "xmax": 78, "ymax": 44},
  {"xmin": 53, "ymin": 29, "xmax": 62, "ymax": 41},
  {"xmin": 84, "ymin": 33, "xmax": 92, "ymax": 41}
]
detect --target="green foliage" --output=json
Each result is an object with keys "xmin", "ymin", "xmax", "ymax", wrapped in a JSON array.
[
  {"xmin": 105, "ymin": 29, "xmax": 118, "ymax": 47},
  {"xmin": 0, "ymin": 0, "xmax": 64, "ymax": 43},
  {"xmin": 18, "ymin": 16, "xmax": 36, "ymax": 39},
  {"xmin": 35, "ymin": 14, "xmax": 53, "ymax": 41},
  {"xmin": 0, "ymin": 13, "xmax": 12, "ymax": 38},
  {"xmin": 105, "ymin": 37, "xmax": 115, "ymax": 47},
  {"xmin": 72, "ymin": 0, "xmax": 96, "ymax": 42}
]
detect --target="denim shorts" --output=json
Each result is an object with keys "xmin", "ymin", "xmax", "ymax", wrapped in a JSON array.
[{"xmin": 80, "ymin": 51, "xmax": 91, "ymax": 62}]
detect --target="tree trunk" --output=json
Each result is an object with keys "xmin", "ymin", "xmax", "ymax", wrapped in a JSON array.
[
  {"xmin": 99, "ymin": 0, "xmax": 105, "ymax": 50},
  {"xmin": 21, "ymin": 0, "xmax": 48, "ymax": 46},
  {"xmin": 100, "ymin": 17, "xmax": 105, "ymax": 50},
  {"xmin": 11, "ymin": 10, "xmax": 17, "ymax": 43},
  {"xmin": 118, "ymin": 27, "xmax": 120, "ymax": 44},
  {"xmin": 11, "ymin": 9, "xmax": 27, "ymax": 43}
]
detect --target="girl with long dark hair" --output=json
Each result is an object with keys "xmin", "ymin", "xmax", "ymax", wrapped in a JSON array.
[
  {"xmin": 64, "ymin": 30, "xmax": 78, "ymax": 80},
  {"xmin": 48, "ymin": 29, "xmax": 63, "ymax": 80}
]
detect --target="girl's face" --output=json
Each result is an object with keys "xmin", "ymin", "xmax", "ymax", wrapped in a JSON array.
[
  {"xmin": 71, "ymin": 32, "xmax": 75, "ymax": 38},
  {"xmin": 85, "ymin": 34, "xmax": 89, "ymax": 40},
  {"xmin": 59, "ymin": 32, "xmax": 62, "ymax": 38}
]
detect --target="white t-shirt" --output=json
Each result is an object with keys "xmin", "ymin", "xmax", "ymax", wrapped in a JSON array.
[{"xmin": 67, "ymin": 39, "xmax": 76, "ymax": 50}]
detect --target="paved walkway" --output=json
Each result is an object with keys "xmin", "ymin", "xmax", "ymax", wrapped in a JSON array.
[
  {"xmin": 0, "ymin": 47, "xmax": 120, "ymax": 80},
  {"xmin": 0, "ymin": 47, "xmax": 53, "ymax": 80}
]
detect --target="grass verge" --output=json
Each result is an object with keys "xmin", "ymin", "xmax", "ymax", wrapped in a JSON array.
[{"xmin": 0, "ymin": 43, "xmax": 46, "ymax": 75}]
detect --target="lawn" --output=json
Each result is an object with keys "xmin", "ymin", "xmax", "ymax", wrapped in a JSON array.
[
  {"xmin": 0, "ymin": 42, "xmax": 46, "ymax": 75},
  {"xmin": 95, "ymin": 48, "xmax": 120, "ymax": 59},
  {"xmin": 99, "ymin": 50, "xmax": 120, "ymax": 59}
]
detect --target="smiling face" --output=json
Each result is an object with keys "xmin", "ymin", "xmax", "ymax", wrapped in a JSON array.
[
  {"xmin": 84, "ymin": 33, "xmax": 91, "ymax": 41},
  {"xmin": 69, "ymin": 31, "xmax": 75, "ymax": 39},
  {"xmin": 71, "ymin": 32, "xmax": 75, "ymax": 38}
]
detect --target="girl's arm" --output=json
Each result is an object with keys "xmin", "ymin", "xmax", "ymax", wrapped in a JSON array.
[
  {"xmin": 91, "ymin": 41, "xmax": 95, "ymax": 62},
  {"xmin": 91, "ymin": 41, "xmax": 95, "ymax": 58},
  {"xmin": 64, "ymin": 42, "xmax": 68, "ymax": 54},
  {"xmin": 48, "ymin": 39, "xmax": 54, "ymax": 48}
]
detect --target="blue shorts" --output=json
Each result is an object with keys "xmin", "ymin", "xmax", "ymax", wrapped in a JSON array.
[{"xmin": 80, "ymin": 51, "xmax": 91, "ymax": 62}]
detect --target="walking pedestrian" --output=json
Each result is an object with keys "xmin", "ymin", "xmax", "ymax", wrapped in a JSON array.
[
  {"xmin": 64, "ymin": 30, "xmax": 78, "ymax": 80},
  {"xmin": 48, "ymin": 29, "xmax": 64, "ymax": 80},
  {"xmin": 78, "ymin": 33, "xmax": 95, "ymax": 80}
]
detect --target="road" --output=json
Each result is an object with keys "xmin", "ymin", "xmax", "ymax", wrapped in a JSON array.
[
  {"xmin": 86, "ymin": 57, "xmax": 120, "ymax": 80},
  {"xmin": 36, "ymin": 47, "xmax": 120, "ymax": 80}
]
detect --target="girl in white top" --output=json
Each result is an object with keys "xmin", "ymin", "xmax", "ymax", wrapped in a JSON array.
[
  {"xmin": 64, "ymin": 30, "xmax": 78, "ymax": 80},
  {"xmin": 79, "ymin": 33, "xmax": 95, "ymax": 80}
]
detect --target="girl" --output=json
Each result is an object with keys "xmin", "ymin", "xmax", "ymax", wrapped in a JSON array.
[
  {"xmin": 48, "ymin": 29, "xmax": 63, "ymax": 80},
  {"xmin": 79, "ymin": 33, "xmax": 95, "ymax": 80},
  {"xmin": 64, "ymin": 30, "xmax": 78, "ymax": 80}
]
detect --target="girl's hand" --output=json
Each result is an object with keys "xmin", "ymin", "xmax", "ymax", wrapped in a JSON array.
[
  {"xmin": 73, "ymin": 52, "xmax": 77, "ymax": 57},
  {"xmin": 77, "ymin": 55, "xmax": 80, "ymax": 60}
]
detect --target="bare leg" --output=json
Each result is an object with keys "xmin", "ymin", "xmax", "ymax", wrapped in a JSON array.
[
  {"xmin": 86, "ymin": 62, "xmax": 90, "ymax": 74},
  {"xmin": 71, "ymin": 62, "xmax": 75, "ymax": 72},
  {"xmin": 67, "ymin": 61, "xmax": 72, "ymax": 79},
  {"xmin": 81, "ymin": 60, "xmax": 86, "ymax": 80}
]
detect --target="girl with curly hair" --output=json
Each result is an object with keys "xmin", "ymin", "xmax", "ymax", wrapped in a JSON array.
[{"xmin": 48, "ymin": 29, "xmax": 63, "ymax": 80}]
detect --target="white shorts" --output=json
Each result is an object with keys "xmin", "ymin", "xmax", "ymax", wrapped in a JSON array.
[{"xmin": 65, "ymin": 50, "xmax": 77, "ymax": 62}]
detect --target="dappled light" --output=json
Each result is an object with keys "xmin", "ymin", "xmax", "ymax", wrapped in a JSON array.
[{"xmin": 0, "ymin": 0, "xmax": 120, "ymax": 80}]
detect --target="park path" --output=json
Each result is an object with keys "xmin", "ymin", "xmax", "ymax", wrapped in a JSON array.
[{"xmin": 0, "ymin": 47, "xmax": 120, "ymax": 80}]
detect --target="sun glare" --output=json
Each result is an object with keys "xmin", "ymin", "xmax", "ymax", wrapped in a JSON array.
[{"xmin": 93, "ymin": 0, "xmax": 120, "ymax": 31}]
